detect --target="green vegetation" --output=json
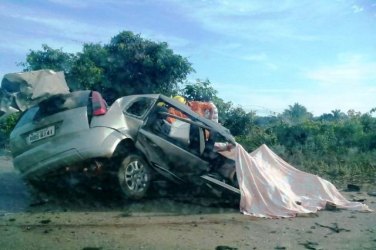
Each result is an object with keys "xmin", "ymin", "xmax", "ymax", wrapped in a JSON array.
[
  {"xmin": 0, "ymin": 112, "xmax": 20, "ymax": 147},
  {"xmin": 21, "ymin": 31, "xmax": 193, "ymax": 103},
  {"xmin": 2, "ymin": 30, "xmax": 375, "ymax": 185},
  {"xmin": 237, "ymin": 107, "xmax": 376, "ymax": 186}
]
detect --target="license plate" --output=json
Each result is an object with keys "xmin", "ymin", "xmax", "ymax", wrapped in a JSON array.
[{"xmin": 27, "ymin": 126, "xmax": 55, "ymax": 144}]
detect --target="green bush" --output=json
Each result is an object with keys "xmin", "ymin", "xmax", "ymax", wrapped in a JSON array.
[{"xmin": 0, "ymin": 112, "xmax": 20, "ymax": 147}]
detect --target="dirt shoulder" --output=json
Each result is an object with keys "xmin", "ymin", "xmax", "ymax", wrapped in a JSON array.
[
  {"xmin": 0, "ymin": 155, "xmax": 375, "ymax": 250},
  {"xmin": 0, "ymin": 200, "xmax": 375, "ymax": 250}
]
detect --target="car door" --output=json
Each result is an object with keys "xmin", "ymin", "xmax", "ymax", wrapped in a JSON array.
[{"xmin": 135, "ymin": 104, "xmax": 210, "ymax": 183}]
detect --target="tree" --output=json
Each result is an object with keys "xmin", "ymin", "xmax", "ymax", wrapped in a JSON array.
[
  {"xmin": 280, "ymin": 103, "xmax": 313, "ymax": 124},
  {"xmin": 103, "ymin": 31, "xmax": 193, "ymax": 101},
  {"xmin": 331, "ymin": 109, "xmax": 345, "ymax": 121},
  {"xmin": 318, "ymin": 109, "xmax": 347, "ymax": 123},
  {"xmin": 182, "ymin": 79, "xmax": 218, "ymax": 101},
  {"xmin": 21, "ymin": 31, "xmax": 194, "ymax": 102},
  {"xmin": 21, "ymin": 44, "xmax": 76, "ymax": 73},
  {"xmin": 222, "ymin": 106, "xmax": 255, "ymax": 136},
  {"xmin": 347, "ymin": 109, "xmax": 361, "ymax": 118},
  {"xmin": 68, "ymin": 43, "xmax": 108, "ymax": 92}
]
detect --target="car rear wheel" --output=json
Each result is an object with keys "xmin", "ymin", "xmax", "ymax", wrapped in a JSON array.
[{"xmin": 117, "ymin": 154, "xmax": 151, "ymax": 200}]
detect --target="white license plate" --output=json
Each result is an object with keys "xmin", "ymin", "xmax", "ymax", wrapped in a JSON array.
[{"xmin": 27, "ymin": 126, "xmax": 55, "ymax": 144}]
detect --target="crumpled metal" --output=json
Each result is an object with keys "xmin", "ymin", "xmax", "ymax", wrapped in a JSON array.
[{"xmin": 0, "ymin": 70, "xmax": 69, "ymax": 116}]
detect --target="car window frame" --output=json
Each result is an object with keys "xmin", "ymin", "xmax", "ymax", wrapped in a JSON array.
[{"xmin": 123, "ymin": 97, "xmax": 156, "ymax": 119}]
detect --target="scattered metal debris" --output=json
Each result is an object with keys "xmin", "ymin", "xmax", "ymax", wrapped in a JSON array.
[
  {"xmin": 315, "ymin": 222, "xmax": 350, "ymax": 233},
  {"xmin": 299, "ymin": 241, "xmax": 323, "ymax": 250},
  {"xmin": 346, "ymin": 184, "xmax": 360, "ymax": 192},
  {"xmin": 216, "ymin": 246, "xmax": 238, "ymax": 250},
  {"xmin": 39, "ymin": 219, "xmax": 51, "ymax": 224}
]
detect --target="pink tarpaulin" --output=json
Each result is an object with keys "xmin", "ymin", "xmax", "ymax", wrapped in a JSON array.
[{"xmin": 220, "ymin": 144, "xmax": 372, "ymax": 218}]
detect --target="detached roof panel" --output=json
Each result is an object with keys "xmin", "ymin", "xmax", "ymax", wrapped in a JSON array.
[{"xmin": 1, "ymin": 69, "xmax": 70, "ymax": 113}]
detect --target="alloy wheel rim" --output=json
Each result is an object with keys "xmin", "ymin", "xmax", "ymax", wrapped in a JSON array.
[{"xmin": 118, "ymin": 160, "xmax": 148, "ymax": 193}]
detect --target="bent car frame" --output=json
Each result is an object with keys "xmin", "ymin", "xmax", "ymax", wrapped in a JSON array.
[{"xmin": 10, "ymin": 91, "xmax": 239, "ymax": 199}]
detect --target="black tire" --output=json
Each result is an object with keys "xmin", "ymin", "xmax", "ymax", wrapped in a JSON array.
[{"xmin": 117, "ymin": 154, "xmax": 151, "ymax": 200}]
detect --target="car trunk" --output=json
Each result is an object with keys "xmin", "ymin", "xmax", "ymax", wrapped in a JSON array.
[{"xmin": 10, "ymin": 91, "xmax": 92, "ymax": 158}]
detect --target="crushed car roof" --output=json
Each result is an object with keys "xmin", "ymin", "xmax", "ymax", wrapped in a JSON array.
[
  {"xmin": 1, "ymin": 70, "xmax": 69, "ymax": 115},
  {"xmin": 118, "ymin": 94, "xmax": 236, "ymax": 144}
]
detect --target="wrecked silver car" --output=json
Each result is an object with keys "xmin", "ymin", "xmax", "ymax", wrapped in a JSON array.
[{"xmin": 10, "ymin": 91, "xmax": 239, "ymax": 199}]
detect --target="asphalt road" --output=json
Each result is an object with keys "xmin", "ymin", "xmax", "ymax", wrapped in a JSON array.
[{"xmin": 0, "ymin": 153, "xmax": 31, "ymax": 213}]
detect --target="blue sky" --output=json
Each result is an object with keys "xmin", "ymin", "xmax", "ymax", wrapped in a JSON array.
[{"xmin": 1, "ymin": 0, "xmax": 376, "ymax": 116}]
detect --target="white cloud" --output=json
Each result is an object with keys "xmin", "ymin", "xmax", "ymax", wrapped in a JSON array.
[
  {"xmin": 241, "ymin": 53, "xmax": 279, "ymax": 70},
  {"xmin": 5, "ymin": 13, "xmax": 122, "ymax": 42},
  {"xmin": 219, "ymin": 85, "xmax": 376, "ymax": 116},
  {"xmin": 0, "ymin": 4, "xmax": 191, "ymax": 54},
  {"xmin": 297, "ymin": 54, "xmax": 376, "ymax": 114},
  {"xmin": 352, "ymin": 5, "xmax": 364, "ymax": 14},
  {"xmin": 141, "ymin": 31, "xmax": 191, "ymax": 50},
  {"xmin": 243, "ymin": 53, "xmax": 268, "ymax": 62},
  {"xmin": 47, "ymin": 0, "xmax": 89, "ymax": 8},
  {"xmin": 295, "ymin": 87, "xmax": 376, "ymax": 115},
  {"xmin": 167, "ymin": 0, "xmax": 322, "ymax": 42},
  {"xmin": 0, "ymin": 37, "xmax": 83, "ymax": 54},
  {"xmin": 265, "ymin": 63, "xmax": 278, "ymax": 70},
  {"xmin": 217, "ymin": 43, "xmax": 243, "ymax": 50},
  {"xmin": 0, "ymin": 8, "xmax": 129, "ymax": 55},
  {"xmin": 46, "ymin": 0, "xmax": 134, "ymax": 9},
  {"xmin": 304, "ymin": 58, "xmax": 376, "ymax": 86}
]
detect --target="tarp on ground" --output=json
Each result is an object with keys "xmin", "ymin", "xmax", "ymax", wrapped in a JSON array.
[
  {"xmin": 220, "ymin": 144, "xmax": 372, "ymax": 218},
  {"xmin": 0, "ymin": 70, "xmax": 69, "ymax": 116}
]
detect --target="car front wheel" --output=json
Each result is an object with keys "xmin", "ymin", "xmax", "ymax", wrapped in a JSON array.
[{"xmin": 117, "ymin": 154, "xmax": 151, "ymax": 200}]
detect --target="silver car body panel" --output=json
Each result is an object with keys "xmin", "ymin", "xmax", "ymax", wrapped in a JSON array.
[
  {"xmin": 10, "ymin": 91, "xmax": 131, "ymax": 179},
  {"xmin": 10, "ymin": 92, "xmax": 236, "ymax": 190},
  {"xmin": 12, "ymin": 126, "xmax": 127, "ymax": 178}
]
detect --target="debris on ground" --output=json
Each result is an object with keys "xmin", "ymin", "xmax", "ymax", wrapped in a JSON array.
[
  {"xmin": 351, "ymin": 196, "xmax": 367, "ymax": 202},
  {"xmin": 215, "ymin": 246, "xmax": 238, "ymax": 250},
  {"xmin": 274, "ymin": 246, "xmax": 286, "ymax": 250},
  {"xmin": 367, "ymin": 191, "xmax": 376, "ymax": 197},
  {"xmin": 325, "ymin": 202, "xmax": 340, "ymax": 211},
  {"xmin": 39, "ymin": 219, "xmax": 51, "ymax": 224},
  {"xmin": 315, "ymin": 222, "xmax": 351, "ymax": 233},
  {"xmin": 296, "ymin": 212, "xmax": 319, "ymax": 218},
  {"xmin": 299, "ymin": 241, "xmax": 323, "ymax": 250},
  {"xmin": 346, "ymin": 184, "xmax": 361, "ymax": 192}
]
